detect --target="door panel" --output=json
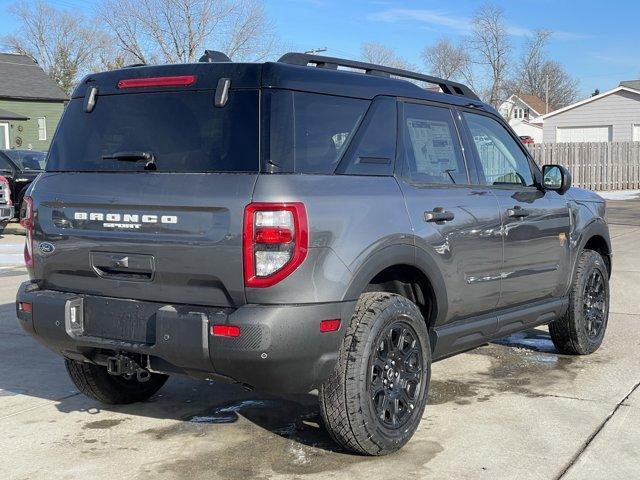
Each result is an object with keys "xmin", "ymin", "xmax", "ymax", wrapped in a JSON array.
[
  {"xmin": 461, "ymin": 110, "xmax": 571, "ymax": 307},
  {"xmin": 492, "ymin": 187, "xmax": 570, "ymax": 306},
  {"xmin": 398, "ymin": 102, "xmax": 503, "ymax": 324}
]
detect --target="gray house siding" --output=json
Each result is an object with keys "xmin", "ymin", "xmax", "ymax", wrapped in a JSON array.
[{"xmin": 543, "ymin": 90, "xmax": 640, "ymax": 142}]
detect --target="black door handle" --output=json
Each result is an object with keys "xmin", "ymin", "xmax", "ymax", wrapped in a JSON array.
[
  {"xmin": 425, "ymin": 208, "xmax": 455, "ymax": 223},
  {"xmin": 507, "ymin": 206, "xmax": 530, "ymax": 218}
]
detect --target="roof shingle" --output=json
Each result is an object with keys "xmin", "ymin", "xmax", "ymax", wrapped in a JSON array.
[{"xmin": 0, "ymin": 53, "xmax": 67, "ymax": 101}]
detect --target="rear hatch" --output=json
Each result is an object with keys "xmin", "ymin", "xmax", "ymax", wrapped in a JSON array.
[{"xmin": 30, "ymin": 64, "xmax": 261, "ymax": 307}]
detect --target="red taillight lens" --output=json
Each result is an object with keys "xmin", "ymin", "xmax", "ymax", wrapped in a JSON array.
[
  {"xmin": 243, "ymin": 203, "xmax": 308, "ymax": 288},
  {"xmin": 0, "ymin": 175, "xmax": 12, "ymax": 206},
  {"xmin": 20, "ymin": 196, "xmax": 34, "ymax": 268},
  {"xmin": 211, "ymin": 325, "xmax": 241, "ymax": 337},
  {"xmin": 18, "ymin": 302, "xmax": 32, "ymax": 313},
  {"xmin": 320, "ymin": 319, "xmax": 341, "ymax": 333},
  {"xmin": 255, "ymin": 227, "xmax": 293, "ymax": 244},
  {"xmin": 117, "ymin": 75, "xmax": 197, "ymax": 89}
]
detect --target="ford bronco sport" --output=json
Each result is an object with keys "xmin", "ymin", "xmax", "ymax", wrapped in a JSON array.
[{"xmin": 16, "ymin": 52, "xmax": 611, "ymax": 456}]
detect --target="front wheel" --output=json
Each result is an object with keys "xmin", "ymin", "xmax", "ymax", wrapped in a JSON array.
[
  {"xmin": 549, "ymin": 249, "xmax": 610, "ymax": 355},
  {"xmin": 319, "ymin": 292, "xmax": 431, "ymax": 455}
]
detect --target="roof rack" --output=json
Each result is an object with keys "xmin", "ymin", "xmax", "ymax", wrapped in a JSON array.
[{"xmin": 278, "ymin": 52, "xmax": 480, "ymax": 101}]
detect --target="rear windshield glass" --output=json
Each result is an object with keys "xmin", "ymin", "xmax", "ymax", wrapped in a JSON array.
[
  {"xmin": 47, "ymin": 90, "xmax": 259, "ymax": 172},
  {"xmin": 264, "ymin": 91, "xmax": 369, "ymax": 174},
  {"xmin": 3, "ymin": 150, "xmax": 46, "ymax": 170}
]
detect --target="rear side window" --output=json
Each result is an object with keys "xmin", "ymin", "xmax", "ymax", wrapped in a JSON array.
[
  {"xmin": 47, "ymin": 90, "xmax": 259, "ymax": 172},
  {"xmin": 401, "ymin": 103, "xmax": 467, "ymax": 184},
  {"xmin": 264, "ymin": 91, "xmax": 368, "ymax": 174}
]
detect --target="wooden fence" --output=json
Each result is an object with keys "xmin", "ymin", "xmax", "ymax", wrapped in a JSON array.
[{"xmin": 527, "ymin": 142, "xmax": 640, "ymax": 191}]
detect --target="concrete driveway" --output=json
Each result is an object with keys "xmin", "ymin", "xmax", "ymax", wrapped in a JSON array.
[{"xmin": 1, "ymin": 200, "xmax": 639, "ymax": 480}]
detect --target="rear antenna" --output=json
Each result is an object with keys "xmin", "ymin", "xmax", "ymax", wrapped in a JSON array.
[{"xmin": 199, "ymin": 50, "xmax": 232, "ymax": 63}]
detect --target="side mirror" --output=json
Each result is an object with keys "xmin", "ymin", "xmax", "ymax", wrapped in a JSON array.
[{"xmin": 542, "ymin": 164, "xmax": 571, "ymax": 195}]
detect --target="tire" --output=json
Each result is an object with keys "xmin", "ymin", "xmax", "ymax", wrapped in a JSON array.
[
  {"xmin": 549, "ymin": 249, "xmax": 610, "ymax": 355},
  {"xmin": 65, "ymin": 358, "xmax": 168, "ymax": 404},
  {"xmin": 319, "ymin": 292, "xmax": 431, "ymax": 455},
  {"xmin": 0, "ymin": 219, "xmax": 8, "ymax": 235}
]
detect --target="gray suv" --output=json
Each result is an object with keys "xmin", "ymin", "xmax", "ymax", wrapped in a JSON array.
[{"xmin": 16, "ymin": 52, "xmax": 611, "ymax": 455}]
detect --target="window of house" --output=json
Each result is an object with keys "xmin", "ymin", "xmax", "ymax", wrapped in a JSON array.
[{"xmin": 37, "ymin": 117, "xmax": 47, "ymax": 141}]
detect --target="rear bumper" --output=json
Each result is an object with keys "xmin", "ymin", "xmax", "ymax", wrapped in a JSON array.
[{"xmin": 16, "ymin": 282, "xmax": 355, "ymax": 393}]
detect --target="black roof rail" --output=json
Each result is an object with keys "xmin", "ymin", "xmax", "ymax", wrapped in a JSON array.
[
  {"xmin": 278, "ymin": 52, "xmax": 480, "ymax": 101},
  {"xmin": 199, "ymin": 50, "xmax": 232, "ymax": 63}
]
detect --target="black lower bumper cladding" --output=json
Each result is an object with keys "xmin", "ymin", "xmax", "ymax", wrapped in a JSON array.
[{"xmin": 16, "ymin": 281, "xmax": 355, "ymax": 393}]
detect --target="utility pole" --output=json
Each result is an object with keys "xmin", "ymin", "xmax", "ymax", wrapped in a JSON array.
[
  {"xmin": 305, "ymin": 47, "xmax": 327, "ymax": 55},
  {"xmin": 545, "ymin": 74, "xmax": 549, "ymax": 113}
]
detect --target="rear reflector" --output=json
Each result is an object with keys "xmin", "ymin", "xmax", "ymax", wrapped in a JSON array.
[
  {"xmin": 211, "ymin": 325, "xmax": 241, "ymax": 337},
  {"xmin": 320, "ymin": 319, "xmax": 341, "ymax": 333},
  {"xmin": 18, "ymin": 302, "xmax": 32, "ymax": 313},
  {"xmin": 117, "ymin": 75, "xmax": 197, "ymax": 89}
]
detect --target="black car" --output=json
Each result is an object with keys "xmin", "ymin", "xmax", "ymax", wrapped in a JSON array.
[{"xmin": 0, "ymin": 149, "xmax": 46, "ymax": 216}]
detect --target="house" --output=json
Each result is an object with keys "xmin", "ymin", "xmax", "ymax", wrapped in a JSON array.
[
  {"xmin": 542, "ymin": 83, "xmax": 640, "ymax": 143},
  {"xmin": 498, "ymin": 94, "xmax": 549, "ymax": 143},
  {"xmin": 0, "ymin": 53, "xmax": 67, "ymax": 151}
]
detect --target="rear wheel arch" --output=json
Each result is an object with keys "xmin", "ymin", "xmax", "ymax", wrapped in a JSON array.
[{"xmin": 343, "ymin": 244, "xmax": 447, "ymax": 331}]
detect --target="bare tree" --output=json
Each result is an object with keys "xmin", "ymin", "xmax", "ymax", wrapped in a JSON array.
[
  {"xmin": 361, "ymin": 42, "xmax": 417, "ymax": 71},
  {"xmin": 467, "ymin": 4, "xmax": 511, "ymax": 108},
  {"xmin": 3, "ymin": 0, "xmax": 102, "ymax": 95},
  {"xmin": 507, "ymin": 29, "xmax": 579, "ymax": 110},
  {"xmin": 422, "ymin": 38, "xmax": 471, "ymax": 81},
  {"xmin": 98, "ymin": 0, "xmax": 277, "ymax": 64}
]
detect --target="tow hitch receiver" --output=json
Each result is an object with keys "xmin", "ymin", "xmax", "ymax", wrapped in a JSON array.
[{"xmin": 106, "ymin": 354, "xmax": 151, "ymax": 382}]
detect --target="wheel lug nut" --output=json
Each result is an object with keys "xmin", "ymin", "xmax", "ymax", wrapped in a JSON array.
[
  {"xmin": 409, "ymin": 404, "xmax": 414, "ymax": 410},
  {"xmin": 392, "ymin": 361, "xmax": 395, "ymax": 366},
  {"xmin": 390, "ymin": 383, "xmax": 394, "ymax": 388},
  {"xmin": 384, "ymin": 365, "xmax": 389, "ymax": 370}
]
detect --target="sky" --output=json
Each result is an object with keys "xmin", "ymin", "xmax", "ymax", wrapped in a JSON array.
[{"xmin": 0, "ymin": 0, "xmax": 639, "ymax": 99}]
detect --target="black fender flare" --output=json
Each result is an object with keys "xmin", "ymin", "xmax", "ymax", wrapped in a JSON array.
[
  {"xmin": 342, "ymin": 242, "xmax": 448, "ymax": 327},
  {"xmin": 567, "ymin": 219, "xmax": 612, "ymax": 292}
]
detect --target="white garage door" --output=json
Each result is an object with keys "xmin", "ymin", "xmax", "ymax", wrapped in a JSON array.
[{"xmin": 557, "ymin": 125, "xmax": 612, "ymax": 143}]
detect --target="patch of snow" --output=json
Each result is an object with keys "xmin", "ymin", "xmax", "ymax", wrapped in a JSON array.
[
  {"xmin": 597, "ymin": 190, "xmax": 640, "ymax": 201},
  {"xmin": 288, "ymin": 444, "xmax": 310, "ymax": 465}
]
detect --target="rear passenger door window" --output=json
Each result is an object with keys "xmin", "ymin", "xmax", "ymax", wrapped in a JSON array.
[
  {"xmin": 462, "ymin": 112, "xmax": 535, "ymax": 186},
  {"xmin": 400, "ymin": 103, "xmax": 468, "ymax": 184}
]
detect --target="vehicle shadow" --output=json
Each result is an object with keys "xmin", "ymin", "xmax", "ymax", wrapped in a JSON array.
[{"xmin": 0, "ymin": 300, "xmax": 341, "ymax": 452}]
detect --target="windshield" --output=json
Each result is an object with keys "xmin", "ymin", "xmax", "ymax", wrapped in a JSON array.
[
  {"xmin": 46, "ymin": 90, "xmax": 259, "ymax": 172},
  {"xmin": 3, "ymin": 150, "xmax": 46, "ymax": 170}
]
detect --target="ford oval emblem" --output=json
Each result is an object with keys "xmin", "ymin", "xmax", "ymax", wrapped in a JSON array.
[{"xmin": 39, "ymin": 242, "xmax": 55, "ymax": 255}]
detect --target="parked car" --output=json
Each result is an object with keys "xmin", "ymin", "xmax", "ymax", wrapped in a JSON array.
[
  {"xmin": 16, "ymin": 52, "xmax": 611, "ymax": 456},
  {"xmin": 0, "ymin": 149, "xmax": 46, "ymax": 217},
  {"xmin": 519, "ymin": 135, "xmax": 534, "ymax": 145}
]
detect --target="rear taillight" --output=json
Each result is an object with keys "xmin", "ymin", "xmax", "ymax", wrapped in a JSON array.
[
  {"xmin": 0, "ymin": 175, "xmax": 12, "ymax": 206},
  {"xmin": 243, "ymin": 203, "xmax": 308, "ymax": 288},
  {"xmin": 20, "ymin": 196, "xmax": 34, "ymax": 268}
]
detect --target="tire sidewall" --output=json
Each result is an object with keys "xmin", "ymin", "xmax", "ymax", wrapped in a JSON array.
[
  {"xmin": 351, "ymin": 296, "xmax": 431, "ymax": 451},
  {"xmin": 572, "ymin": 252, "xmax": 610, "ymax": 353}
]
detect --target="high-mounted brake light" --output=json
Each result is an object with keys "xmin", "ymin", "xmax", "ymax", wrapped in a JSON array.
[
  {"xmin": 117, "ymin": 75, "xmax": 197, "ymax": 89},
  {"xmin": 243, "ymin": 203, "xmax": 308, "ymax": 288},
  {"xmin": 20, "ymin": 196, "xmax": 34, "ymax": 269}
]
